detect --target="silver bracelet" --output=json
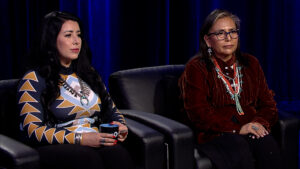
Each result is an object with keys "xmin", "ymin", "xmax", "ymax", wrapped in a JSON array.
[{"xmin": 75, "ymin": 133, "xmax": 82, "ymax": 144}]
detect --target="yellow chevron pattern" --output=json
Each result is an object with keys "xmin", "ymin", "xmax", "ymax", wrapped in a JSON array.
[
  {"xmin": 35, "ymin": 126, "xmax": 46, "ymax": 142},
  {"xmin": 54, "ymin": 130, "xmax": 65, "ymax": 144},
  {"xmin": 23, "ymin": 71, "xmax": 38, "ymax": 82},
  {"xmin": 65, "ymin": 133, "xmax": 75, "ymax": 144},
  {"xmin": 68, "ymin": 106, "xmax": 85, "ymax": 115},
  {"xmin": 90, "ymin": 103, "xmax": 100, "ymax": 112},
  {"xmin": 19, "ymin": 80, "xmax": 36, "ymax": 92},
  {"xmin": 19, "ymin": 92, "xmax": 38, "ymax": 103},
  {"xmin": 45, "ymin": 128, "xmax": 56, "ymax": 144},
  {"xmin": 92, "ymin": 127, "xmax": 99, "ymax": 132},
  {"xmin": 23, "ymin": 114, "xmax": 42, "ymax": 127},
  {"xmin": 79, "ymin": 111, "xmax": 91, "ymax": 118},
  {"xmin": 57, "ymin": 95, "xmax": 64, "ymax": 100},
  {"xmin": 60, "ymin": 73, "xmax": 77, "ymax": 80},
  {"xmin": 57, "ymin": 100, "xmax": 75, "ymax": 108},
  {"xmin": 28, "ymin": 123, "xmax": 38, "ymax": 137},
  {"xmin": 20, "ymin": 103, "xmax": 40, "ymax": 115}
]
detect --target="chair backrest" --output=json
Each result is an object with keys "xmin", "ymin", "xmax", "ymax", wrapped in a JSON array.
[
  {"xmin": 109, "ymin": 65, "xmax": 187, "ymax": 123},
  {"xmin": 0, "ymin": 79, "xmax": 20, "ymax": 140}
]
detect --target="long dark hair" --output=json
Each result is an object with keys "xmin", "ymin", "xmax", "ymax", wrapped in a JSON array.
[
  {"xmin": 32, "ymin": 11, "xmax": 107, "ymax": 125},
  {"xmin": 197, "ymin": 9, "xmax": 248, "ymax": 70}
]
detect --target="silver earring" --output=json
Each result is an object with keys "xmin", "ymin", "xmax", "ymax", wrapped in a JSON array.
[{"xmin": 207, "ymin": 47, "xmax": 212, "ymax": 56}]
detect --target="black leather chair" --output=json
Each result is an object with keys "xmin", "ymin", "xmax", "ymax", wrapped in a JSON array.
[
  {"xmin": 109, "ymin": 64, "xmax": 300, "ymax": 169},
  {"xmin": 0, "ymin": 79, "xmax": 165, "ymax": 169}
]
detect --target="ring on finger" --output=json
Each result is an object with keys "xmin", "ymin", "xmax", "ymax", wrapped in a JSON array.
[
  {"xmin": 100, "ymin": 138, "xmax": 106, "ymax": 143},
  {"xmin": 251, "ymin": 125, "xmax": 259, "ymax": 131}
]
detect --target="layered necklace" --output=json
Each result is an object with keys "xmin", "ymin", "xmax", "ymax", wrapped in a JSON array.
[
  {"xmin": 212, "ymin": 57, "xmax": 244, "ymax": 115},
  {"xmin": 60, "ymin": 76, "xmax": 90, "ymax": 106}
]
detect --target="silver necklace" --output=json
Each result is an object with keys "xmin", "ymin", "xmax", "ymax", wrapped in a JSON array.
[
  {"xmin": 217, "ymin": 68, "xmax": 238, "ymax": 81},
  {"xmin": 61, "ymin": 77, "xmax": 90, "ymax": 106}
]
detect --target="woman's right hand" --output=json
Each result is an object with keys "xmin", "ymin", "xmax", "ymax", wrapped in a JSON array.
[{"xmin": 80, "ymin": 132, "xmax": 117, "ymax": 147}]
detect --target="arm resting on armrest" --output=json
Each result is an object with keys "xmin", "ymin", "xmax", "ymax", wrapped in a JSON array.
[{"xmin": 0, "ymin": 134, "xmax": 39, "ymax": 169}]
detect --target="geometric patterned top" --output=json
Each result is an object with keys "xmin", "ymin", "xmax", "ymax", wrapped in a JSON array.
[{"xmin": 17, "ymin": 69, "xmax": 125, "ymax": 145}]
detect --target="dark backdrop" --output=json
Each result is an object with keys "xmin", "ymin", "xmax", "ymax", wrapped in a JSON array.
[{"xmin": 1, "ymin": 0, "xmax": 299, "ymax": 112}]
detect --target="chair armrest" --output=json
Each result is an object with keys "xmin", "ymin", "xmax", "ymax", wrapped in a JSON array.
[
  {"xmin": 121, "ymin": 109, "xmax": 195, "ymax": 169},
  {"xmin": 0, "ymin": 134, "xmax": 39, "ymax": 169},
  {"xmin": 272, "ymin": 117, "xmax": 300, "ymax": 169},
  {"xmin": 125, "ymin": 118, "xmax": 165, "ymax": 169}
]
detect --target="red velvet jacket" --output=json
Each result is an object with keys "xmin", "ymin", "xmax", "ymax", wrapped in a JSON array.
[{"xmin": 179, "ymin": 53, "xmax": 278, "ymax": 144}]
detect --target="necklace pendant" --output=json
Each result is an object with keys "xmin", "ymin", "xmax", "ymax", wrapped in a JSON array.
[
  {"xmin": 61, "ymin": 77, "xmax": 90, "ymax": 106},
  {"xmin": 80, "ymin": 95, "xmax": 89, "ymax": 106},
  {"xmin": 234, "ymin": 94, "xmax": 244, "ymax": 115}
]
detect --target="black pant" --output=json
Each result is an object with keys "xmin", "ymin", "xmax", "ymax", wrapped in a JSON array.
[
  {"xmin": 196, "ymin": 133, "xmax": 282, "ymax": 169},
  {"xmin": 37, "ymin": 144, "xmax": 134, "ymax": 169}
]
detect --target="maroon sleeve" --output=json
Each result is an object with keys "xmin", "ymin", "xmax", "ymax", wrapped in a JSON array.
[{"xmin": 251, "ymin": 57, "xmax": 278, "ymax": 130}]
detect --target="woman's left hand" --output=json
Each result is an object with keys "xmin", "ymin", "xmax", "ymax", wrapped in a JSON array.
[
  {"xmin": 239, "ymin": 122, "xmax": 269, "ymax": 139},
  {"xmin": 111, "ymin": 121, "xmax": 128, "ymax": 142}
]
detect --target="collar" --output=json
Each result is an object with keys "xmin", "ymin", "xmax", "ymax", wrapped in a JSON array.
[
  {"xmin": 59, "ymin": 64, "xmax": 74, "ymax": 75},
  {"xmin": 214, "ymin": 55, "xmax": 236, "ymax": 68}
]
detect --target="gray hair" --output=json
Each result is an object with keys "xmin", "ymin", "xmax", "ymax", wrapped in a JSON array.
[{"xmin": 209, "ymin": 9, "xmax": 241, "ymax": 30}]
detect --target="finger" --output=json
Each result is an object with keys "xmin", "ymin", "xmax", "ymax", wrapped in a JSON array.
[
  {"xmin": 118, "ymin": 135, "xmax": 127, "ymax": 141},
  {"xmin": 118, "ymin": 137, "xmax": 125, "ymax": 142},
  {"xmin": 257, "ymin": 130, "xmax": 265, "ymax": 138},
  {"xmin": 264, "ymin": 130, "xmax": 269, "ymax": 135},
  {"xmin": 99, "ymin": 133, "xmax": 115, "ymax": 139},
  {"xmin": 119, "ymin": 126, "xmax": 127, "ymax": 133},
  {"xmin": 118, "ymin": 132, "xmax": 128, "ymax": 142},
  {"xmin": 254, "ymin": 123, "xmax": 269, "ymax": 137},
  {"xmin": 118, "ymin": 124, "xmax": 127, "ymax": 132},
  {"xmin": 111, "ymin": 121, "xmax": 121, "ymax": 126},
  {"xmin": 119, "ymin": 130, "xmax": 128, "ymax": 137},
  {"xmin": 101, "ymin": 142, "xmax": 117, "ymax": 146},
  {"xmin": 261, "ymin": 129, "xmax": 269, "ymax": 136},
  {"xmin": 253, "ymin": 127, "xmax": 265, "ymax": 138},
  {"xmin": 250, "ymin": 125, "xmax": 260, "ymax": 138},
  {"xmin": 260, "ymin": 126, "xmax": 269, "ymax": 135},
  {"xmin": 99, "ymin": 138, "xmax": 117, "ymax": 144},
  {"xmin": 259, "ymin": 127, "xmax": 268, "ymax": 135},
  {"xmin": 112, "ymin": 121, "xmax": 127, "ymax": 130},
  {"xmin": 101, "ymin": 138, "xmax": 116, "ymax": 143},
  {"xmin": 251, "ymin": 125, "xmax": 259, "ymax": 131},
  {"xmin": 251, "ymin": 125, "xmax": 269, "ymax": 138},
  {"xmin": 99, "ymin": 139, "xmax": 118, "ymax": 146}
]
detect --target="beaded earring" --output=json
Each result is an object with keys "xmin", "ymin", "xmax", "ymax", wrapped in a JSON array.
[{"xmin": 207, "ymin": 47, "xmax": 212, "ymax": 56}]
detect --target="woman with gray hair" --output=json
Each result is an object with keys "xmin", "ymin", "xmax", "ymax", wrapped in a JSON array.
[{"xmin": 179, "ymin": 9, "xmax": 281, "ymax": 169}]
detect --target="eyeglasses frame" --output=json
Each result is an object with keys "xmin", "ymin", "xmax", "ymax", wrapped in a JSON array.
[{"xmin": 207, "ymin": 29, "xmax": 239, "ymax": 40}]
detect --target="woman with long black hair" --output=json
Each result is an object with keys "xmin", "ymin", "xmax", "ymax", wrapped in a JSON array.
[{"xmin": 17, "ymin": 11, "xmax": 133, "ymax": 169}]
